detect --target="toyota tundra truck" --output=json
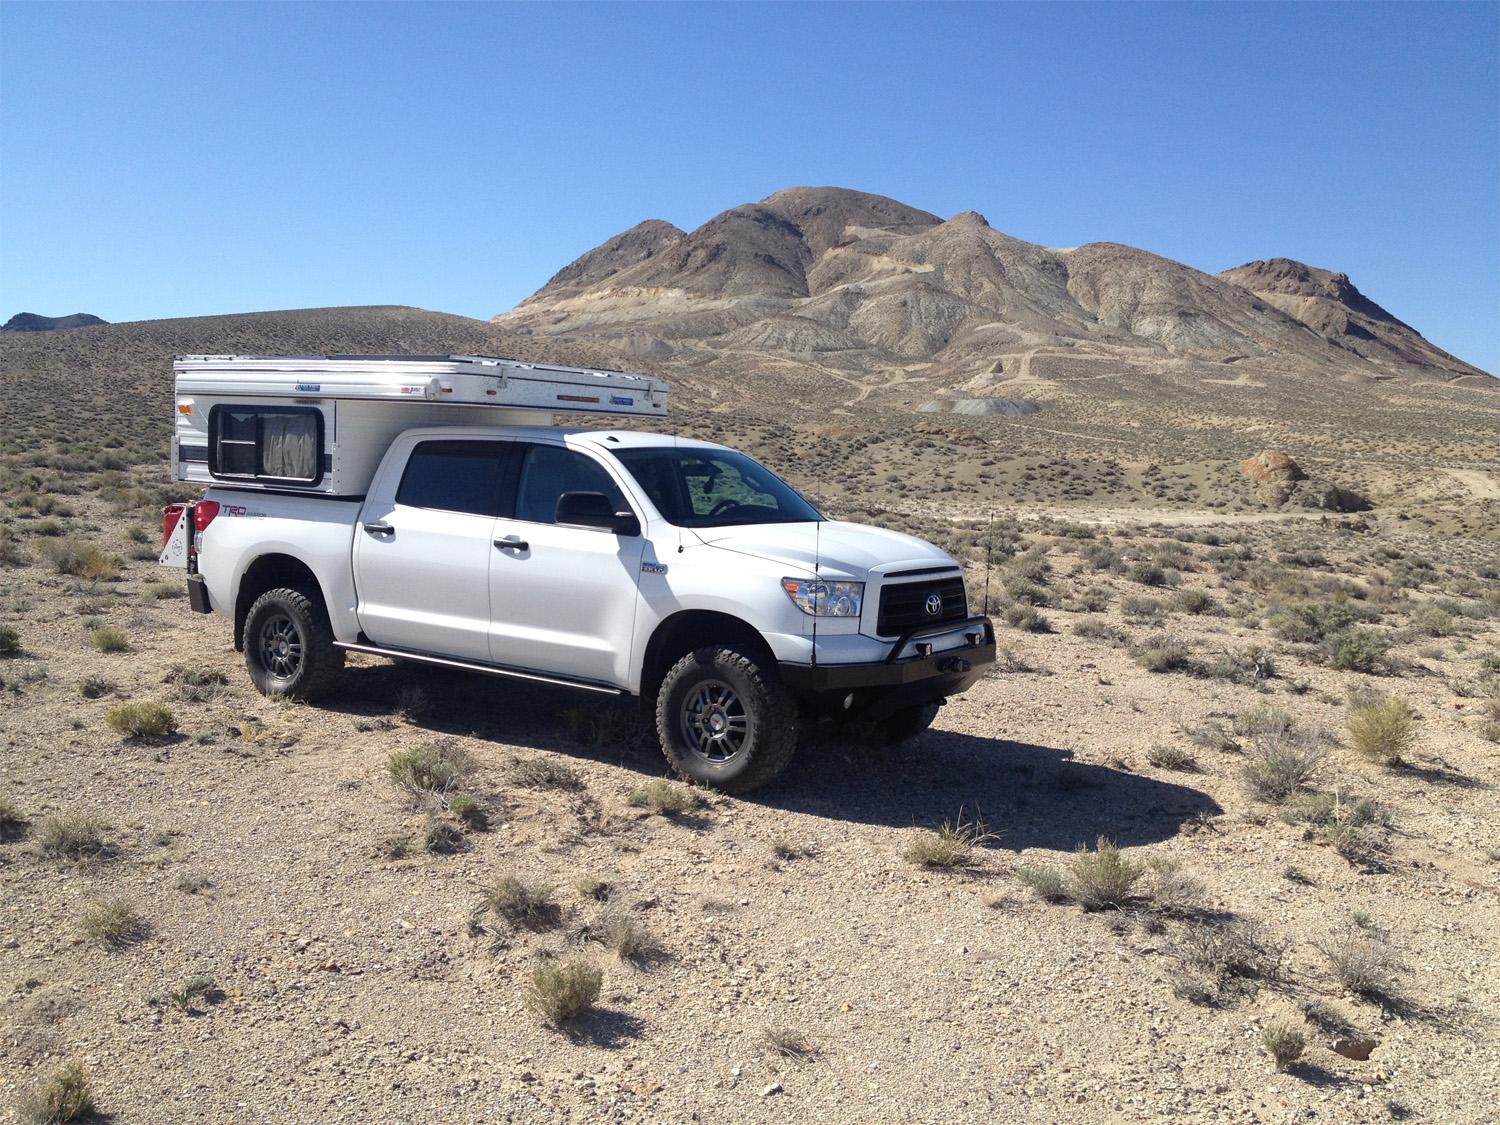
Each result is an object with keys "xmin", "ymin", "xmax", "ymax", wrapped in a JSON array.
[{"xmin": 162, "ymin": 354, "xmax": 995, "ymax": 791}]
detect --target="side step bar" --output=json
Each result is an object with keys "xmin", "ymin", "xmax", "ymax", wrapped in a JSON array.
[{"xmin": 333, "ymin": 641, "xmax": 624, "ymax": 696}]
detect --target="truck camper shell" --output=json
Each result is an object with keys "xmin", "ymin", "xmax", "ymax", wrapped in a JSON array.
[{"xmin": 172, "ymin": 354, "xmax": 669, "ymax": 496}]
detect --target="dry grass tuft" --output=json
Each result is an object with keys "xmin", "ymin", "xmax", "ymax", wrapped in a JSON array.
[
  {"xmin": 527, "ymin": 957, "xmax": 602, "ymax": 1026},
  {"xmin": 627, "ymin": 779, "xmax": 700, "ymax": 816},
  {"xmin": 1068, "ymin": 837, "xmax": 1144, "ymax": 910},
  {"xmin": 1261, "ymin": 1021, "xmax": 1307, "ymax": 1071},
  {"xmin": 761, "ymin": 1026, "xmax": 821, "ymax": 1061},
  {"xmin": 1015, "ymin": 862, "xmax": 1069, "ymax": 903},
  {"xmin": 1242, "ymin": 731, "xmax": 1325, "ymax": 803},
  {"xmin": 90, "ymin": 625, "xmax": 130, "ymax": 653},
  {"xmin": 79, "ymin": 897, "xmax": 148, "ymax": 949},
  {"xmin": 0, "ymin": 796, "xmax": 29, "ymax": 842},
  {"xmin": 1315, "ymin": 925, "xmax": 1401, "ymax": 1000},
  {"xmin": 903, "ymin": 808, "xmax": 996, "ymax": 868},
  {"xmin": 18, "ymin": 1060, "xmax": 94, "ymax": 1125},
  {"xmin": 593, "ymin": 908, "xmax": 660, "ymax": 961},
  {"xmin": 105, "ymin": 700, "xmax": 177, "ymax": 741},
  {"xmin": 386, "ymin": 740, "xmax": 476, "ymax": 806},
  {"xmin": 1346, "ymin": 695, "xmax": 1416, "ymax": 767},
  {"xmin": 38, "ymin": 812, "xmax": 114, "ymax": 864},
  {"xmin": 509, "ymin": 756, "xmax": 584, "ymax": 791},
  {"xmin": 485, "ymin": 875, "xmax": 559, "ymax": 928}
]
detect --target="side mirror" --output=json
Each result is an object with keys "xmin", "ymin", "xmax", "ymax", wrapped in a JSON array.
[{"xmin": 555, "ymin": 491, "xmax": 640, "ymax": 536}]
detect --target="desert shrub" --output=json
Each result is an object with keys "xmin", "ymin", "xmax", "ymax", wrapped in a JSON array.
[
  {"xmin": 1004, "ymin": 576, "xmax": 1051, "ymax": 607},
  {"xmin": 1147, "ymin": 743, "xmax": 1195, "ymax": 770},
  {"xmin": 1068, "ymin": 837, "xmax": 1143, "ymax": 911},
  {"xmin": 39, "ymin": 538, "xmax": 118, "ymax": 580},
  {"xmin": 1409, "ymin": 603, "xmax": 1456, "ymax": 637},
  {"xmin": 18, "ymin": 1060, "xmax": 94, "ymax": 1125},
  {"xmin": 627, "ymin": 779, "xmax": 699, "ymax": 815},
  {"xmin": 527, "ymin": 958, "xmax": 602, "ymax": 1025},
  {"xmin": 1346, "ymin": 695, "xmax": 1415, "ymax": 766},
  {"xmin": 1074, "ymin": 616, "xmax": 1125, "ymax": 642},
  {"xmin": 90, "ymin": 626, "xmax": 130, "ymax": 653},
  {"xmin": 1071, "ymin": 585, "xmax": 1111, "ymax": 613},
  {"xmin": 1325, "ymin": 627, "xmax": 1389, "ymax": 673},
  {"xmin": 1175, "ymin": 919, "xmax": 1282, "ymax": 995},
  {"xmin": 1014, "ymin": 862, "xmax": 1068, "ymax": 902},
  {"xmin": 386, "ymin": 740, "xmax": 476, "ymax": 806},
  {"xmin": 446, "ymin": 792, "xmax": 486, "ymax": 828},
  {"xmin": 1233, "ymin": 703, "xmax": 1295, "ymax": 739},
  {"xmin": 509, "ymin": 756, "xmax": 585, "ymax": 791},
  {"xmin": 1135, "ymin": 635, "xmax": 1191, "ymax": 673},
  {"xmin": 422, "ymin": 817, "xmax": 464, "ymax": 854},
  {"xmin": 164, "ymin": 665, "xmax": 229, "ymax": 702},
  {"xmin": 903, "ymin": 809, "xmax": 995, "ymax": 868},
  {"xmin": 0, "ymin": 624, "xmax": 19, "ymax": 655},
  {"xmin": 1172, "ymin": 589, "xmax": 1217, "ymax": 615},
  {"xmin": 1120, "ymin": 595, "xmax": 1164, "ymax": 620},
  {"xmin": 77, "ymin": 675, "xmax": 112, "ymax": 699},
  {"xmin": 561, "ymin": 704, "xmax": 635, "ymax": 747},
  {"xmin": 1144, "ymin": 861, "xmax": 1208, "ymax": 917},
  {"xmin": 593, "ymin": 908, "xmax": 660, "ymax": 961},
  {"xmin": 38, "ymin": 813, "xmax": 113, "ymax": 863},
  {"xmin": 167, "ymin": 975, "xmax": 222, "ymax": 1012},
  {"xmin": 1207, "ymin": 646, "xmax": 1277, "ymax": 685},
  {"xmin": 1242, "ymin": 732, "xmax": 1324, "ymax": 803},
  {"xmin": 1004, "ymin": 603, "xmax": 1051, "ymax": 633},
  {"xmin": 485, "ymin": 875, "xmax": 558, "ymax": 928},
  {"xmin": 770, "ymin": 836, "xmax": 818, "ymax": 862},
  {"xmin": 1316, "ymin": 925, "xmax": 1400, "ymax": 999},
  {"xmin": 79, "ymin": 897, "xmax": 148, "ymax": 949},
  {"xmin": 1262, "ymin": 1022, "xmax": 1306, "ymax": 1071},
  {"xmin": 105, "ymin": 700, "xmax": 177, "ymax": 740},
  {"xmin": 1128, "ymin": 561, "xmax": 1168, "ymax": 587}
]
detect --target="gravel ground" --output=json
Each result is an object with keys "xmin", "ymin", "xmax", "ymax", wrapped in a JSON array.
[{"xmin": 2, "ymin": 506, "xmax": 1498, "ymax": 1124}]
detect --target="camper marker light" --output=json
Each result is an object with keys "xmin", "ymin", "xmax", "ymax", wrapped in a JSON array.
[{"xmin": 781, "ymin": 578, "xmax": 863, "ymax": 617}]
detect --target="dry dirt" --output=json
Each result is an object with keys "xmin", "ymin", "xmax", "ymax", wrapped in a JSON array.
[{"xmin": 2, "ymin": 474, "xmax": 1499, "ymax": 1123}]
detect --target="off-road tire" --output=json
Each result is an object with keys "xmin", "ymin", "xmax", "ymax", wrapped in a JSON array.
[
  {"xmin": 243, "ymin": 586, "xmax": 344, "ymax": 701},
  {"xmin": 655, "ymin": 645, "xmax": 797, "ymax": 793}
]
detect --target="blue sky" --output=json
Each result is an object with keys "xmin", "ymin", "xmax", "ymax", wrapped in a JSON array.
[{"xmin": 2, "ymin": 1, "xmax": 1496, "ymax": 371}]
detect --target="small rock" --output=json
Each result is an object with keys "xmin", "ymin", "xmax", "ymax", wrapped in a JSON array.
[
  {"xmin": 761, "ymin": 1082, "xmax": 783, "ymax": 1097},
  {"xmin": 1331, "ymin": 1037, "xmax": 1377, "ymax": 1061}
]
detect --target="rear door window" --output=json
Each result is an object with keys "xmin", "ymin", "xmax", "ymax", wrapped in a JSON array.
[{"xmin": 395, "ymin": 440, "xmax": 509, "ymax": 517}]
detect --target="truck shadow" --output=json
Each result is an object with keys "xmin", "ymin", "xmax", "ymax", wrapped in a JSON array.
[
  {"xmin": 329, "ymin": 663, "xmax": 1220, "ymax": 851},
  {"xmin": 770, "ymin": 726, "xmax": 1222, "ymax": 852}
]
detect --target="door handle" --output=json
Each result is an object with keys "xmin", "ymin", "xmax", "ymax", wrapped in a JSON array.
[
  {"xmin": 493, "ymin": 536, "xmax": 529, "ymax": 552},
  {"xmin": 363, "ymin": 522, "xmax": 395, "ymax": 537}
]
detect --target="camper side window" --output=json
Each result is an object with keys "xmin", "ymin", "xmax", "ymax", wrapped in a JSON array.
[{"xmin": 208, "ymin": 406, "xmax": 323, "ymax": 485}]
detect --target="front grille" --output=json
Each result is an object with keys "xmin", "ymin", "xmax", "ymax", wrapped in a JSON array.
[{"xmin": 876, "ymin": 575, "xmax": 967, "ymax": 636}]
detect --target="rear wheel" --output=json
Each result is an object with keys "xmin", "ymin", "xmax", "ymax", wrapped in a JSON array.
[
  {"xmin": 655, "ymin": 645, "xmax": 797, "ymax": 793},
  {"xmin": 244, "ymin": 586, "xmax": 343, "ymax": 701}
]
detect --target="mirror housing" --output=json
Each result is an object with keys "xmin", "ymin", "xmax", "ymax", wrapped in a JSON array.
[{"xmin": 555, "ymin": 491, "xmax": 640, "ymax": 536}]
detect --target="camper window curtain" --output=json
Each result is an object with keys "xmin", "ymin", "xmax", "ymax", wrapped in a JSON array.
[{"xmin": 258, "ymin": 412, "xmax": 319, "ymax": 481}]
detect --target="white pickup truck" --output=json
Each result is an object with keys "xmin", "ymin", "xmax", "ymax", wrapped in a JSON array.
[{"xmin": 162, "ymin": 355, "xmax": 994, "ymax": 792}]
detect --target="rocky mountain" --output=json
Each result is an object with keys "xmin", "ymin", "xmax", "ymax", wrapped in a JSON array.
[
  {"xmin": 1216, "ymin": 258, "xmax": 1478, "ymax": 376},
  {"xmin": 2, "ymin": 311, "xmax": 107, "ymax": 332},
  {"xmin": 495, "ymin": 187, "xmax": 1489, "ymax": 411}
]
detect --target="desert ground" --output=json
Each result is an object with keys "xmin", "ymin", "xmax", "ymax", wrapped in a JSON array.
[{"xmin": 2, "ymin": 355, "xmax": 1499, "ymax": 1123}]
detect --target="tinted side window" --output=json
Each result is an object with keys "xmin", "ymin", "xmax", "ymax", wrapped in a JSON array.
[
  {"xmin": 514, "ymin": 445, "xmax": 625, "ymax": 524},
  {"xmin": 396, "ymin": 441, "xmax": 507, "ymax": 517}
]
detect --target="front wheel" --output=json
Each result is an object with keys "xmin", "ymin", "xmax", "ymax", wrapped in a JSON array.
[
  {"xmin": 655, "ymin": 645, "xmax": 797, "ymax": 793},
  {"xmin": 243, "ymin": 586, "xmax": 344, "ymax": 701}
]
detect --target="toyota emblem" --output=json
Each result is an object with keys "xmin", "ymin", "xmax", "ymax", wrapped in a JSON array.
[{"xmin": 924, "ymin": 593, "xmax": 943, "ymax": 616}]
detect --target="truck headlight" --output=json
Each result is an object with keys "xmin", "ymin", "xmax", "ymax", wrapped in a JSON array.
[{"xmin": 781, "ymin": 578, "xmax": 864, "ymax": 618}]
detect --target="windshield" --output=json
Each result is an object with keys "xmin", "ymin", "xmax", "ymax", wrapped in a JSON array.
[{"xmin": 612, "ymin": 446, "xmax": 822, "ymax": 528}]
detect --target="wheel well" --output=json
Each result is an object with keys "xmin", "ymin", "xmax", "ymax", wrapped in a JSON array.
[
  {"xmin": 234, "ymin": 554, "xmax": 322, "ymax": 651},
  {"xmin": 641, "ymin": 610, "xmax": 776, "ymax": 701}
]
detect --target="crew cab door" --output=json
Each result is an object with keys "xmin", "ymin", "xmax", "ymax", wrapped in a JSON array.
[
  {"xmin": 487, "ymin": 441, "xmax": 646, "ymax": 687},
  {"xmin": 353, "ymin": 438, "xmax": 509, "ymax": 662}
]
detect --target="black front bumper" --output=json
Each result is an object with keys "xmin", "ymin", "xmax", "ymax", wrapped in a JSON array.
[{"xmin": 778, "ymin": 617, "xmax": 995, "ymax": 698}]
